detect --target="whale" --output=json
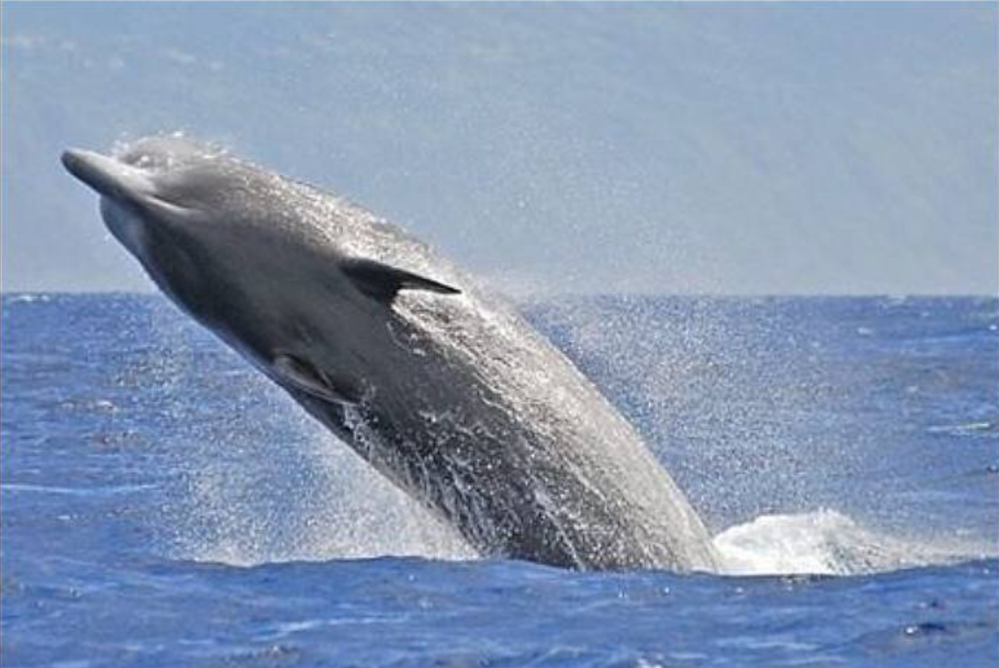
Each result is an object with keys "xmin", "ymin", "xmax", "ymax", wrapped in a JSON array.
[{"xmin": 62, "ymin": 136, "xmax": 719, "ymax": 571}]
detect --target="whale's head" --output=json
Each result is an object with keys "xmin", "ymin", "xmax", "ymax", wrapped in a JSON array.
[
  {"xmin": 61, "ymin": 135, "xmax": 282, "ymax": 323},
  {"xmin": 61, "ymin": 136, "xmax": 229, "ymax": 263},
  {"xmin": 62, "ymin": 135, "xmax": 461, "ymax": 388}
]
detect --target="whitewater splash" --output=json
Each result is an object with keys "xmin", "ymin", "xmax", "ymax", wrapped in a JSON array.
[
  {"xmin": 166, "ymin": 416, "xmax": 985, "ymax": 576},
  {"xmin": 153, "ymin": 343, "xmax": 985, "ymax": 576},
  {"xmin": 151, "ymin": 356, "xmax": 987, "ymax": 576},
  {"xmin": 161, "ymin": 415, "xmax": 476, "ymax": 568},
  {"xmin": 711, "ymin": 509, "xmax": 988, "ymax": 576}
]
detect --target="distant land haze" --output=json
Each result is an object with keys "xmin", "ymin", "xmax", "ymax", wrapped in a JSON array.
[{"xmin": 2, "ymin": 3, "xmax": 996, "ymax": 295}]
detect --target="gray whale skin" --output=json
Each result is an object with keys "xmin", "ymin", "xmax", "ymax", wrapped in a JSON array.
[{"xmin": 62, "ymin": 136, "xmax": 719, "ymax": 571}]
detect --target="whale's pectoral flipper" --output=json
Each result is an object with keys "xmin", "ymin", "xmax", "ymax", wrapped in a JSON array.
[
  {"xmin": 342, "ymin": 258, "xmax": 461, "ymax": 304},
  {"xmin": 272, "ymin": 353, "xmax": 363, "ymax": 405}
]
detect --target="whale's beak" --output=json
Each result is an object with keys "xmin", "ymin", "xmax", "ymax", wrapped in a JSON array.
[{"xmin": 62, "ymin": 148, "xmax": 156, "ymax": 202}]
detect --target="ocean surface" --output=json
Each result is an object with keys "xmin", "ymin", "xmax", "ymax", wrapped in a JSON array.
[{"xmin": 2, "ymin": 293, "xmax": 997, "ymax": 667}]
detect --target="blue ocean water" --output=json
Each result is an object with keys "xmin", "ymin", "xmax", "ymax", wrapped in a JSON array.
[{"xmin": 2, "ymin": 293, "xmax": 996, "ymax": 667}]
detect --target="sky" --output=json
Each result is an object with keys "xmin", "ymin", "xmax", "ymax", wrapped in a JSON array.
[{"xmin": 1, "ymin": 2, "xmax": 997, "ymax": 295}]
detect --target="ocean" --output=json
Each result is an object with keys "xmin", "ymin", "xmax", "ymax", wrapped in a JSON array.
[{"xmin": 1, "ymin": 293, "xmax": 996, "ymax": 667}]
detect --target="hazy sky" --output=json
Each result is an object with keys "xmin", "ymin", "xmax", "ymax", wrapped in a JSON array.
[{"xmin": 2, "ymin": 2, "xmax": 996, "ymax": 295}]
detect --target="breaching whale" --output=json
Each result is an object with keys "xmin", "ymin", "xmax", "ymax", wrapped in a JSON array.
[{"xmin": 62, "ymin": 136, "xmax": 719, "ymax": 571}]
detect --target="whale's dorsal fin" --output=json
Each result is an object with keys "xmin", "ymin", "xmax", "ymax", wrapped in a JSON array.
[
  {"xmin": 272, "ymin": 353, "xmax": 363, "ymax": 405},
  {"xmin": 342, "ymin": 258, "xmax": 460, "ymax": 305}
]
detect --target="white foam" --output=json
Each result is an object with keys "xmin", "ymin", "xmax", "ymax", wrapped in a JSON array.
[{"xmin": 712, "ymin": 509, "xmax": 987, "ymax": 577}]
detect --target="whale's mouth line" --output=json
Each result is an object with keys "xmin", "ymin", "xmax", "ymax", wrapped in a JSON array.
[{"xmin": 62, "ymin": 148, "xmax": 156, "ymax": 203}]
